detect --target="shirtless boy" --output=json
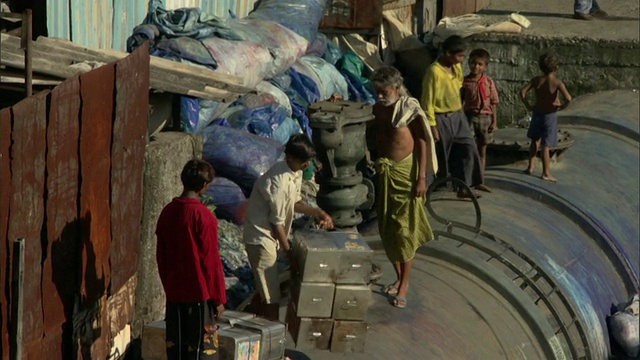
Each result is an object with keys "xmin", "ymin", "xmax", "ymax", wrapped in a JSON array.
[
  {"xmin": 371, "ymin": 66, "xmax": 438, "ymax": 309},
  {"xmin": 520, "ymin": 53, "xmax": 572, "ymax": 182}
]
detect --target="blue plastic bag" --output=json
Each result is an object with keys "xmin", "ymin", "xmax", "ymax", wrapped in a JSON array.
[
  {"xmin": 202, "ymin": 125, "xmax": 283, "ymax": 195},
  {"xmin": 248, "ymin": 0, "xmax": 327, "ymax": 42},
  {"xmin": 204, "ymin": 177, "xmax": 248, "ymax": 224}
]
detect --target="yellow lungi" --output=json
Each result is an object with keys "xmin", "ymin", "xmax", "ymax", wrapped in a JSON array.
[{"xmin": 376, "ymin": 153, "xmax": 434, "ymax": 263}]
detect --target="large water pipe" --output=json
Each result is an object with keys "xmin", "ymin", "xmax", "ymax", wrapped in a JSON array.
[{"xmin": 320, "ymin": 91, "xmax": 639, "ymax": 360}]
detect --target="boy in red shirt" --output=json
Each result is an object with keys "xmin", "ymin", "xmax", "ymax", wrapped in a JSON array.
[
  {"xmin": 462, "ymin": 48, "xmax": 499, "ymax": 171},
  {"xmin": 156, "ymin": 159, "xmax": 226, "ymax": 360}
]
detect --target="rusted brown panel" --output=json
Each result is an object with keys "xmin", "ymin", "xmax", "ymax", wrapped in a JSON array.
[
  {"xmin": 475, "ymin": 0, "xmax": 491, "ymax": 12},
  {"xmin": 78, "ymin": 64, "xmax": 115, "ymax": 306},
  {"xmin": 7, "ymin": 91, "xmax": 48, "ymax": 349},
  {"xmin": 0, "ymin": 107, "xmax": 12, "ymax": 360},
  {"xmin": 442, "ymin": 0, "xmax": 476, "ymax": 17},
  {"xmin": 320, "ymin": 0, "xmax": 383, "ymax": 29},
  {"xmin": 23, "ymin": 328, "xmax": 63, "ymax": 360},
  {"xmin": 42, "ymin": 76, "xmax": 81, "ymax": 360},
  {"xmin": 110, "ymin": 44, "xmax": 149, "ymax": 292}
]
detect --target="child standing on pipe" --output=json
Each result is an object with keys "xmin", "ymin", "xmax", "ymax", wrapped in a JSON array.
[
  {"xmin": 520, "ymin": 53, "xmax": 572, "ymax": 182},
  {"xmin": 462, "ymin": 48, "xmax": 500, "ymax": 171}
]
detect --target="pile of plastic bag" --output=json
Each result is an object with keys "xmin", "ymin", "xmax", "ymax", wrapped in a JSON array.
[{"xmin": 131, "ymin": 0, "xmax": 378, "ymax": 222}]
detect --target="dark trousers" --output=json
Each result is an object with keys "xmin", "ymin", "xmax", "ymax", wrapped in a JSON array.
[
  {"xmin": 435, "ymin": 111, "xmax": 484, "ymax": 187},
  {"xmin": 166, "ymin": 301, "xmax": 220, "ymax": 360}
]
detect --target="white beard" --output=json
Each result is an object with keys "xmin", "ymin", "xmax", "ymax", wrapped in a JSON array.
[{"xmin": 379, "ymin": 97, "xmax": 399, "ymax": 107}]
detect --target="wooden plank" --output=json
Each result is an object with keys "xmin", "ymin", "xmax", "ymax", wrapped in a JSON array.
[
  {"xmin": 78, "ymin": 64, "xmax": 115, "ymax": 306},
  {"xmin": 42, "ymin": 76, "xmax": 81, "ymax": 360},
  {"xmin": 383, "ymin": 0, "xmax": 416, "ymax": 10},
  {"xmin": 0, "ymin": 107, "xmax": 12, "ymax": 360},
  {"xmin": 110, "ymin": 44, "xmax": 149, "ymax": 292},
  {"xmin": 7, "ymin": 91, "xmax": 48, "ymax": 352},
  {"xmin": 2, "ymin": 33, "xmax": 252, "ymax": 100},
  {"xmin": 34, "ymin": 36, "xmax": 250, "ymax": 90}
]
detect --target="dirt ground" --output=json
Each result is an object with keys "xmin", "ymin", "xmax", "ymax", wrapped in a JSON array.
[{"xmin": 479, "ymin": 0, "xmax": 640, "ymax": 41}]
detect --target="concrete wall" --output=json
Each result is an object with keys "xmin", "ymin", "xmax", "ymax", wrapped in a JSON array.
[
  {"xmin": 133, "ymin": 132, "xmax": 203, "ymax": 337},
  {"xmin": 466, "ymin": 33, "xmax": 640, "ymax": 126}
]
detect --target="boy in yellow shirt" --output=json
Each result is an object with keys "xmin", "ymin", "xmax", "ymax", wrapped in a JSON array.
[{"xmin": 420, "ymin": 35, "xmax": 490, "ymax": 197}]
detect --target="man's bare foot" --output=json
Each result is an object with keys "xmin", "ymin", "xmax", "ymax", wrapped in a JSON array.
[
  {"xmin": 541, "ymin": 175, "xmax": 558, "ymax": 182},
  {"xmin": 475, "ymin": 184, "xmax": 492, "ymax": 193},
  {"xmin": 457, "ymin": 190, "xmax": 481, "ymax": 199}
]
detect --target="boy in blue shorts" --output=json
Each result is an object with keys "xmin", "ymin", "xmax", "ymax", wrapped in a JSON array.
[{"xmin": 520, "ymin": 53, "xmax": 572, "ymax": 182}]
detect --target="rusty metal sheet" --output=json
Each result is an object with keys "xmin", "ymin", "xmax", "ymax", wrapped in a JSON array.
[
  {"xmin": 7, "ymin": 91, "xmax": 48, "ymax": 352},
  {"xmin": 110, "ymin": 44, "xmax": 149, "ymax": 292},
  {"xmin": 0, "ymin": 107, "xmax": 12, "ymax": 360},
  {"xmin": 41, "ymin": 76, "xmax": 81, "ymax": 359},
  {"xmin": 442, "ymin": 0, "xmax": 476, "ymax": 17},
  {"xmin": 78, "ymin": 65, "xmax": 115, "ymax": 306},
  {"xmin": 320, "ymin": 0, "xmax": 383, "ymax": 29}
]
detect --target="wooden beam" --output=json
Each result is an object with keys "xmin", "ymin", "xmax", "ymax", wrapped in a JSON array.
[{"xmin": 1, "ymin": 33, "xmax": 252, "ymax": 102}]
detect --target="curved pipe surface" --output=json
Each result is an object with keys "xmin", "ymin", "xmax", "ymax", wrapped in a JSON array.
[{"xmin": 297, "ymin": 91, "xmax": 638, "ymax": 360}]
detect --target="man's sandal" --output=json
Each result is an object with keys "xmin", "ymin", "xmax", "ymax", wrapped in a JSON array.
[
  {"xmin": 382, "ymin": 284, "xmax": 399, "ymax": 296},
  {"xmin": 392, "ymin": 296, "xmax": 407, "ymax": 309}
]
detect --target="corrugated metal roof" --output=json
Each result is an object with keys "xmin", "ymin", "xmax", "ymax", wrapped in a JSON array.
[
  {"xmin": 69, "ymin": 0, "xmax": 113, "ymax": 49},
  {"xmin": 201, "ymin": 0, "xmax": 255, "ymax": 18},
  {"xmin": 163, "ymin": 0, "xmax": 201, "ymax": 10},
  {"xmin": 163, "ymin": 0, "xmax": 255, "ymax": 18},
  {"xmin": 112, "ymin": 0, "xmax": 148, "ymax": 51},
  {"xmin": 47, "ymin": 0, "xmax": 145, "ymax": 51},
  {"xmin": 46, "ymin": 0, "xmax": 71, "ymax": 41},
  {"xmin": 45, "ymin": 0, "xmax": 256, "ymax": 51}
]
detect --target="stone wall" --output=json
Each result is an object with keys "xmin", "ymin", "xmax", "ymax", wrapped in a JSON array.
[
  {"xmin": 466, "ymin": 33, "xmax": 640, "ymax": 126},
  {"xmin": 133, "ymin": 132, "xmax": 203, "ymax": 337}
]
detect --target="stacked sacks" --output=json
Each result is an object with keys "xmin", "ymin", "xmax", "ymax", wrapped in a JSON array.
[
  {"xmin": 201, "ymin": 124, "xmax": 283, "ymax": 196},
  {"xmin": 213, "ymin": 92, "xmax": 302, "ymax": 145},
  {"xmin": 292, "ymin": 56, "xmax": 349, "ymax": 101},
  {"xmin": 129, "ymin": 1, "xmax": 310, "ymax": 88},
  {"xmin": 204, "ymin": 177, "xmax": 248, "ymax": 224},
  {"xmin": 247, "ymin": 0, "xmax": 327, "ymax": 42}
]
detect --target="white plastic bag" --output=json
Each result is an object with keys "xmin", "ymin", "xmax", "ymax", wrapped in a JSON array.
[{"xmin": 609, "ymin": 294, "xmax": 640, "ymax": 357}]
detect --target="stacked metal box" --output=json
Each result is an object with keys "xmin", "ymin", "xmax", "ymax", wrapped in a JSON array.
[
  {"xmin": 141, "ymin": 310, "xmax": 286, "ymax": 360},
  {"xmin": 287, "ymin": 229, "xmax": 373, "ymax": 353}
]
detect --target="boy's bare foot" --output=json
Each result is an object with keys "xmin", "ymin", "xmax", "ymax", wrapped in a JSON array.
[
  {"xmin": 475, "ymin": 184, "xmax": 492, "ymax": 193},
  {"xmin": 573, "ymin": 12, "xmax": 593, "ymax": 20},
  {"xmin": 523, "ymin": 169, "xmax": 533, "ymax": 175},
  {"xmin": 541, "ymin": 175, "xmax": 558, "ymax": 182}
]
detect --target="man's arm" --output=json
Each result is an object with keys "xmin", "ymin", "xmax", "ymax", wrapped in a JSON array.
[
  {"xmin": 271, "ymin": 224, "xmax": 291, "ymax": 252},
  {"xmin": 408, "ymin": 118, "xmax": 431, "ymax": 198},
  {"xmin": 558, "ymin": 81, "xmax": 572, "ymax": 110},
  {"xmin": 294, "ymin": 202, "xmax": 334, "ymax": 230},
  {"xmin": 264, "ymin": 176, "xmax": 294, "ymax": 251}
]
